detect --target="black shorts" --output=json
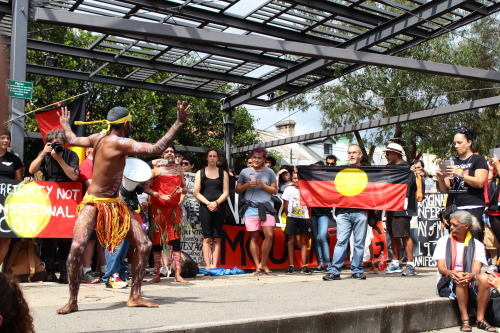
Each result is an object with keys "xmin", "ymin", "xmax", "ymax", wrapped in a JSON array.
[
  {"xmin": 284, "ymin": 217, "xmax": 311, "ymax": 236},
  {"xmin": 199, "ymin": 204, "xmax": 224, "ymax": 238},
  {"xmin": 386, "ymin": 215, "xmax": 411, "ymax": 238}
]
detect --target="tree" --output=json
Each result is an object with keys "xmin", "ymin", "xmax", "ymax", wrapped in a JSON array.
[
  {"xmin": 21, "ymin": 23, "xmax": 258, "ymax": 167},
  {"xmin": 277, "ymin": 16, "xmax": 499, "ymax": 161}
]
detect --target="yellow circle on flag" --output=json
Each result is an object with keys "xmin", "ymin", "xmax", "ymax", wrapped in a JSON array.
[
  {"xmin": 5, "ymin": 182, "xmax": 52, "ymax": 237},
  {"xmin": 334, "ymin": 168, "xmax": 368, "ymax": 196}
]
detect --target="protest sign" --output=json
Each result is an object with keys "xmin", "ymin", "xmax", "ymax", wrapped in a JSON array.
[{"xmin": 0, "ymin": 180, "xmax": 82, "ymax": 238}]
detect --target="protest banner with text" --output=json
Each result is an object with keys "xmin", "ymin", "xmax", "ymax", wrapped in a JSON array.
[{"xmin": 0, "ymin": 180, "xmax": 82, "ymax": 238}]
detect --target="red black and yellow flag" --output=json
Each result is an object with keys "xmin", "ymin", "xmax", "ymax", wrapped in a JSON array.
[{"xmin": 298, "ymin": 165, "xmax": 410, "ymax": 211}]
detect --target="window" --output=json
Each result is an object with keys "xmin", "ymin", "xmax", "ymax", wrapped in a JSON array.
[{"xmin": 324, "ymin": 143, "xmax": 332, "ymax": 155}]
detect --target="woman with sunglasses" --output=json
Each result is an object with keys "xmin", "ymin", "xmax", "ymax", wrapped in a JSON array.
[
  {"xmin": 436, "ymin": 129, "xmax": 488, "ymax": 241},
  {"xmin": 194, "ymin": 149, "xmax": 229, "ymax": 269}
]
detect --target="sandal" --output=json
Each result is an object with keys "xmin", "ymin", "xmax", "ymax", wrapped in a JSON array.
[
  {"xmin": 477, "ymin": 319, "xmax": 497, "ymax": 332},
  {"xmin": 460, "ymin": 319, "xmax": 472, "ymax": 332},
  {"xmin": 253, "ymin": 271, "xmax": 262, "ymax": 276}
]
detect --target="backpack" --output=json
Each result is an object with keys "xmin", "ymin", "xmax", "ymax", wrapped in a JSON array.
[
  {"xmin": 171, "ymin": 251, "xmax": 199, "ymax": 278},
  {"xmin": 415, "ymin": 172, "xmax": 424, "ymax": 202},
  {"xmin": 5, "ymin": 240, "xmax": 47, "ymax": 282}
]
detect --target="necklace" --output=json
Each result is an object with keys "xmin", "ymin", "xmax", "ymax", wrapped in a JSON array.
[{"xmin": 457, "ymin": 154, "xmax": 473, "ymax": 166}]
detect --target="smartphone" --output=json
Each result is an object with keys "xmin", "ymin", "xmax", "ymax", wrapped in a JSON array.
[
  {"xmin": 438, "ymin": 161, "xmax": 447, "ymax": 176},
  {"xmin": 249, "ymin": 173, "xmax": 256, "ymax": 182},
  {"xmin": 490, "ymin": 148, "xmax": 500, "ymax": 159}
]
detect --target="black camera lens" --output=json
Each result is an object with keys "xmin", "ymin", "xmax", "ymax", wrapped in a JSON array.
[{"xmin": 51, "ymin": 142, "xmax": 64, "ymax": 153}]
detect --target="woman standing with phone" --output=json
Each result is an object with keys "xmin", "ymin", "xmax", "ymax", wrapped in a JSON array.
[
  {"xmin": 193, "ymin": 149, "xmax": 229, "ymax": 269},
  {"xmin": 436, "ymin": 129, "xmax": 488, "ymax": 241}
]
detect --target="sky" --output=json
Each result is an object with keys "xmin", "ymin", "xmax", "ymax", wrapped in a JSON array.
[{"xmin": 245, "ymin": 104, "xmax": 324, "ymax": 135}]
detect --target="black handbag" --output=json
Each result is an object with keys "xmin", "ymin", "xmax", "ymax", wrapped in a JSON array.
[
  {"xmin": 486, "ymin": 288, "xmax": 500, "ymax": 326},
  {"xmin": 442, "ymin": 203, "xmax": 457, "ymax": 221},
  {"xmin": 436, "ymin": 275, "xmax": 452, "ymax": 298}
]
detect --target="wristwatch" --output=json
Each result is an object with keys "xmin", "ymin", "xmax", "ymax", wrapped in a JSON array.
[{"xmin": 458, "ymin": 172, "xmax": 465, "ymax": 180}]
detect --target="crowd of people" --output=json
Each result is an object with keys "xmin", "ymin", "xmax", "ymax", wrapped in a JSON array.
[{"xmin": 0, "ymin": 104, "xmax": 499, "ymax": 331}]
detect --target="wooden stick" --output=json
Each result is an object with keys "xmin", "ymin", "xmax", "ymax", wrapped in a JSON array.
[{"xmin": 4, "ymin": 91, "xmax": 88, "ymax": 124}]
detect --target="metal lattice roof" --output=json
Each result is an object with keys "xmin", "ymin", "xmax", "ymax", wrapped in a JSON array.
[{"xmin": 0, "ymin": 0, "xmax": 499, "ymax": 111}]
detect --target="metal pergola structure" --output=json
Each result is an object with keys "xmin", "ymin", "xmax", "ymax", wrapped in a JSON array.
[{"xmin": 1, "ymin": 0, "xmax": 499, "ymax": 164}]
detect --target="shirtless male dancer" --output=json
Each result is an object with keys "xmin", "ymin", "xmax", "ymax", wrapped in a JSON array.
[{"xmin": 56, "ymin": 101, "xmax": 191, "ymax": 314}]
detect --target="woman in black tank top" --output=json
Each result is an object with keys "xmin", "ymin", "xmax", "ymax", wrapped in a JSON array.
[{"xmin": 194, "ymin": 149, "xmax": 229, "ymax": 269}]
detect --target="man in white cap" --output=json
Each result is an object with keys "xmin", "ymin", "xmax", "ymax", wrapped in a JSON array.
[{"xmin": 383, "ymin": 142, "xmax": 418, "ymax": 276}]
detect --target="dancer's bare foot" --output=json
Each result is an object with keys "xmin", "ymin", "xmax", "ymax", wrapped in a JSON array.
[
  {"xmin": 56, "ymin": 301, "xmax": 78, "ymax": 314},
  {"xmin": 148, "ymin": 276, "xmax": 161, "ymax": 283},
  {"xmin": 174, "ymin": 276, "xmax": 189, "ymax": 283},
  {"xmin": 258, "ymin": 265, "xmax": 272, "ymax": 274},
  {"xmin": 126, "ymin": 295, "xmax": 159, "ymax": 308}
]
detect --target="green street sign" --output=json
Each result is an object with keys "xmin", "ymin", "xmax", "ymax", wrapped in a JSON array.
[{"xmin": 7, "ymin": 80, "xmax": 33, "ymax": 99}]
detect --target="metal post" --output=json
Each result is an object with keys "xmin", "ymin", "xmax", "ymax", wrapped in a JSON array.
[
  {"xmin": 223, "ymin": 108, "xmax": 234, "ymax": 169},
  {"xmin": 9, "ymin": 0, "xmax": 29, "ymax": 160}
]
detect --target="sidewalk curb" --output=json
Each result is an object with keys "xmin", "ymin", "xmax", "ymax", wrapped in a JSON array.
[{"xmin": 103, "ymin": 298, "xmax": 460, "ymax": 333}]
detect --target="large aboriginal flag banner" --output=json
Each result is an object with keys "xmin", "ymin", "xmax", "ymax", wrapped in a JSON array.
[
  {"xmin": 298, "ymin": 165, "xmax": 410, "ymax": 211},
  {"xmin": 0, "ymin": 180, "xmax": 82, "ymax": 238}
]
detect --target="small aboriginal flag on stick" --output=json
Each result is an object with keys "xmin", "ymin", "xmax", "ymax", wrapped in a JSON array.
[{"xmin": 298, "ymin": 165, "xmax": 410, "ymax": 211}]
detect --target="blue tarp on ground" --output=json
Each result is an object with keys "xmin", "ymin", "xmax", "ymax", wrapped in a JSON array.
[{"xmin": 198, "ymin": 267, "xmax": 245, "ymax": 276}]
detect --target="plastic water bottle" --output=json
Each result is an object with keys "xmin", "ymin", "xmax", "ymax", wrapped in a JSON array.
[
  {"xmin": 378, "ymin": 251, "xmax": 387, "ymax": 275},
  {"xmin": 448, "ymin": 157, "xmax": 455, "ymax": 179}
]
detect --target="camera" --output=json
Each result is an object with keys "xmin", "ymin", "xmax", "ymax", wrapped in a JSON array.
[{"xmin": 51, "ymin": 141, "xmax": 64, "ymax": 154}]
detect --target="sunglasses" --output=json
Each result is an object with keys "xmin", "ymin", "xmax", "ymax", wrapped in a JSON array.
[
  {"xmin": 326, "ymin": 162, "xmax": 336, "ymax": 166},
  {"xmin": 455, "ymin": 128, "xmax": 476, "ymax": 141},
  {"xmin": 180, "ymin": 162, "xmax": 190, "ymax": 166}
]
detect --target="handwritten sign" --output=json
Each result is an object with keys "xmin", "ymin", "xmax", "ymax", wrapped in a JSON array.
[
  {"xmin": 183, "ymin": 172, "xmax": 200, "ymax": 225},
  {"xmin": 414, "ymin": 193, "xmax": 446, "ymax": 267}
]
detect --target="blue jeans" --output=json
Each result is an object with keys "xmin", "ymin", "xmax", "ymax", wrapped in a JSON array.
[
  {"xmin": 327, "ymin": 209, "xmax": 368, "ymax": 275},
  {"xmin": 102, "ymin": 240, "xmax": 130, "ymax": 282},
  {"xmin": 311, "ymin": 215, "xmax": 330, "ymax": 265}
]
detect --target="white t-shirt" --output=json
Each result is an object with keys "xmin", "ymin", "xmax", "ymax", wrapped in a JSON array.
[
  {"xmin": 432, "ymin": 235, "xmax": 487, "ymax": 275},
  {"xmin": 282, "ymin": 185, "xmax": 309, "ymax": 219}
]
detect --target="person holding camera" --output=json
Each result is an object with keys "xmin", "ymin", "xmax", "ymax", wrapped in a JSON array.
[
  {"xmin": 29, "ymin": 129, "xmax": 80, "ymax": 182},
  {"xmin": 29, "ymin": 129, "xmax": 80, "ymax": 283}
]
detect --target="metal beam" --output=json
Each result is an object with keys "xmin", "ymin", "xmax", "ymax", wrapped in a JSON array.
[
  {"xmin": 26, "ymin": 65, "xmax": 227, "ymax": 100},
  {"xmin": 265, "ymin": 0, "xmax": 500, "ymax": 105},
  {"xmin": 342, "ymin": 0, "xmax": 474, "ymax": 51},
  {"xmin": 223, "ymin": 0, "xmax": 497, "ymax": 109},
  {"xmin": 9, "ymin": 0, "xmax": 29, "ymax": 160},
  {"xmin": 122, "ymin": 33, "xmax": 301, "ymax": 70},
  {"xmin": 121, "ymin": 0, "xmax": 341, "ymax": 47},
  {"xmin": 232, "ymin": 95, "xmax": 500, "ymax": 153},
  {"xmin": 26, "ymin": 39, "xmax": 261, "ymax": 86},
  {"xmin": 281, "ymin": 0, "xmax": 430, "ymax": 40},
  {"xmin": 32, "ymin": 8, "xmax": 500, "ymax": 84},
  {"xmin": 24, "ymin": 130, "xmax": 216, "ymax": 154}
]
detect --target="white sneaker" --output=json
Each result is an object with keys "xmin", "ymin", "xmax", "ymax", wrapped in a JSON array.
[
  {"xmin": 386, "ymin": 263, "xmax": 402, "ymax": 273},
  {"xmin": 160, "ymin": 266, "xmax": 171, "ymax": 277},
  {"xmin": 106, "ymin": 273, "xmax": 128, "ymax": 289}
]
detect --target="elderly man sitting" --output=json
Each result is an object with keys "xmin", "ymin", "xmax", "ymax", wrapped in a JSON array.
[{"xmin": 432, "ymin": 210, "xmax": 496, "ymax": 332}]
